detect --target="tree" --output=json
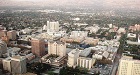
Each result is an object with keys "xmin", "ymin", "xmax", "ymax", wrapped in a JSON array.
[{"xmin": 47, "ymin": 71, "xmax": 55, "ymax": 75}]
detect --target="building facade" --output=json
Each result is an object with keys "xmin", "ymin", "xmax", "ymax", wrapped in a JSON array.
[
  {"xmin": 11, "ymin": 56, "xmax": 27, "ymax": 74},
  {"xmin": 118, "ymin": 56, "xmax": 140, "ymax": 75},
  {"xmin": 138, "ymin": 35, "xmax": 140, "ymax": 43},
  {"xmin": 48, "ymin": 40, "xmax": 66, "ymax": 57},
  {"xmin": 31, "ymin": 38, "xmax": 45, "ymax": 57},
  {"xmin": 70, "ymin": 31, "xmax": 88, "ymax": 38},
  {"xmin": 77, "ymin": 57, "xmax": 95, "ymax": 69},
  {"xmin": 2, "ymin": 58, "xmax": 11, "ymax": 72},
  {"xmin": 47, "ymin": 21, "xmax": 59, "ymax": 32},
  {"xmin": 0, "ymin": 30, "xmax": 7, "ymax": 38},
  {"xmin": 67, "ymin": 49, "xmax": 80, "ymax": 67},
  {"xmin": 0, "ymin": 40, "xmax": 7, "ymax": 57},
  {"xmin": 7, "ymin": 30, "xmax": 17, "ymax": 40}
]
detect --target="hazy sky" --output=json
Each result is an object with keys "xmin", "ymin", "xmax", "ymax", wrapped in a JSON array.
[{"xmin": 0, "ymin": 0, "xmax": 140, "ymax": 10}]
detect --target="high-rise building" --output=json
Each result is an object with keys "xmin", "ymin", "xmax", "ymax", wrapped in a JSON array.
[
  {"xmin": 0, "ymin": 30, "xmax": 7, "ymax": 38},
  {"xmin": 135, "ymin": 24, "xmax": 140, "ymax": 31},
  {"xmin": 70, "ymin": 31, "xmax": 88, "ymax": 38},
  {"xmin": 118, "ymin": 56, "xmax": 140, "ymax": 75},
  {"xmin": 138, "ymin": 35, "xmax": 140, "ymax": 43},
  {"xmin": 48, "ymin": 40, "xmax": 66, "ymax": 57},
  {"xmin": 31, "ymin": 38, "xmax": 45, "ymax": 57},
  {"xmin": 1, "ymin": 35, "xmax": 9, "ymax": 44},
  {"xmin": 7, "ymin": 30, "xmax": 17, "ymax": 40},
  {"xmin": 67, "ymin": 49, "xmax": 80, "ymax": 67},
  {"xmin": 43, "ymin": 25, "xmax": 47, "ymax": 31},
  {"xmin": 2, "ymin": 57, "xmax": 12, "ymax": 72},
  {"xmin": 77, "ymin": 57, "xmax": 95, "ymax": 69},
  {"xmin": 11, "ymin": 56, "xmax": 26, "ymax": 74},
  {"xmin": 0, "ymin": 40, "xmax": 7, "ymax": 57},
  {"xmin": 47, "ymin": 21, "xmax": 59, "ymax": 32}
]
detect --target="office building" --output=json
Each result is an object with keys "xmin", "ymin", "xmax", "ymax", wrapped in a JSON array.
[
  {"xmin": 118, "ymin": 56, "xmax": 140, "ymax": 75},
  {"xmin": 48, "ymin": 40, "xmax": 66, "ymax": 57},
  {"xmin": 135, "ymin": 24, "xmax": 140, "ymax": 31},
  {"xmin": 1, "ymin": 35, "xmax": 9, "ymax": 44},
  {"xmin": 11, "ymin": 56, "xmax": 26, "ymax": 74},
  {"xmin": 7, "ymin": 30, "xmax": 17, "ymax": 40},
  {"xmin": 77, "ymin": 57, "xmax": 95, "ymax": 69},
  {"xmin": 0, "ymin": 40, "xmax": 7, "ymax": 57},
  {"xmin": 43, "ymin": 25, "xmax": 47, "ymax": 31},
  {"xmin": 0, "ymin": 30, "xmax": 7, "ymax": 38},
  {"xmin": 2, "ymin": 57, "xmax": 12, "ymax": 72},
  {"xmin": 127, "ymin": 33, "xmax": 136, "ymax": 38},
  {"xmin": 138, "ymin": 35, "xmax": 140, "ymax": 43},
  {"xmin": 47, "ymin": 21, "xmax": 59, "ymax": 32},
  {"xmin": 67, "ymin": 49, "xmax": 80, "ymax": 67},
  {"xmin": 31, "ymin": 38, "xmax": 45, "ymax": 57}
]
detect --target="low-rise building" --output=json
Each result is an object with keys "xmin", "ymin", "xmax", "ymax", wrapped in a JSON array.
[
  {"xmin": 83, "ymin": 37, "xmax": 99, "ymax": 45},
  {"xmin": 92, "ymin": 51, "xmax": 103, "ymax": 60},
  {"xmin": 117, "ymin": 28, "xmax": 126, "ymax": 34},
  {"xmin": 70, "ymin": 31, "xmax": 88, "ymax": 38},
  {"xmin": 127, "ymin": 33, "xmax": 136, "ymax": 38}
]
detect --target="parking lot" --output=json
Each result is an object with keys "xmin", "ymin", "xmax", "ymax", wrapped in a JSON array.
[{"xmin": 90, "ymin": 63, "xmax": 113, "ymax": 75}]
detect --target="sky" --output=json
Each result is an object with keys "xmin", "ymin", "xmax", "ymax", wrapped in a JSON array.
[{"xmin": 0, "ymin": 0, "xmax": 140, "ymax": 10}]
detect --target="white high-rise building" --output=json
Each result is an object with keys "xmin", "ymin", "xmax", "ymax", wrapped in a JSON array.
[
  {"xmin": 48, "ymin": 40, "xmax": 66, "ymax": 57},
  {"xmin": 47, "ymin": 21, "xmax": 59, "ymax": 32},
  {"xmin": 77, "ymin": 57, "xmax": 95, "ymax": 69},
  {"xmin": 67, "ymin": 49, "xmax": 80, "ymax": 67},
  {"xmin": 138, "ymin": 35, "xmax": 140, "ymax": 43},
  {"xmin": 118, "ymin": 56, "xmax": 140, "ymax": 75},
  {"xmin": 43, "ymin": 25, "xmax": 47, "ymax": 31}
]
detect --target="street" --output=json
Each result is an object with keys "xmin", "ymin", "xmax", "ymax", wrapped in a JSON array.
[{"xmin": 110, "ymin": 34, "xmax": 126, "ymax": 75}]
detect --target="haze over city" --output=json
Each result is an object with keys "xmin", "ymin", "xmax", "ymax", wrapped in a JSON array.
[{"xmin": 0, "ymin": 0, "xmax": 140, "ymax": 10}]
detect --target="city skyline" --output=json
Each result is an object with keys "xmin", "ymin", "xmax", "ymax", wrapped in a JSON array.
[{"xmin": 0, "ymin": 0, "xmax": 140, "ymax": 75}]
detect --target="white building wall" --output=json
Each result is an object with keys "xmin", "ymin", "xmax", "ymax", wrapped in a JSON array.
[
  {"xmin": 138, "ymin": 35, "xmax": 140, "ymax": 43},
  {"xmin": 67, "ymin": 49, "xmax": 80, "ymax": 67},
  {"xmin": 48, "ymin": 41, "xmax": 66, "ymax": 56},
  {"xmin": 3, "ymin": 59, "xmax": 11, "ymax": 72},
  {"xmin": 77, "ymin": 57, "xmax": 94, "ymax": 69},
  {"xmin": 47, "ymin": 21, "xmax": 59, "ymax": 32}
]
